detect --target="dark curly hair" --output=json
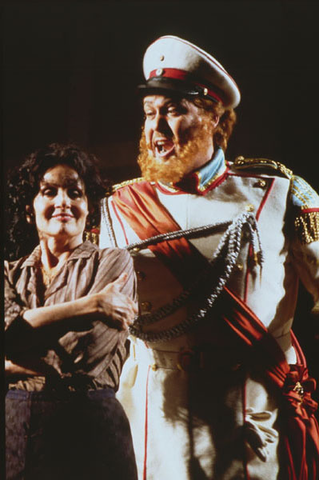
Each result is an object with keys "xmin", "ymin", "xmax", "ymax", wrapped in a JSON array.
[{"xmin": 5, "ymin": 143, "xmax": 108, "ymax": 261}]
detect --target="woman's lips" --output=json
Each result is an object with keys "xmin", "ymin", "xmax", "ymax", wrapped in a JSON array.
[{"xmin": 52, "ymin": 213, "xmax": 73, "ymax": 221}]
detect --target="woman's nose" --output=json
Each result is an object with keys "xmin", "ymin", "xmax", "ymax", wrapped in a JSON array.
[{"xmin": 55, "ymin": 189, "xmax": 70, "ymax": 207}]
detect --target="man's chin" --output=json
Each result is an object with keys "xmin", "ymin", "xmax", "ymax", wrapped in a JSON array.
[
  {"xmin": 139, "ymin": 155, "xmax": 187, "ymax": 183},
  {"xmin": 138, "ymin": 132, "xmax": 206, "ymax": 183},
  {"xmin": 152, "ymin": 155, "xmax": 176, "ymax": 167}
]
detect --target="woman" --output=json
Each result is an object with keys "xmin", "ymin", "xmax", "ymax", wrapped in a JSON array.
[{"xmin": 5, "ymin": 143, "xmax": 138, "ymax": 480}]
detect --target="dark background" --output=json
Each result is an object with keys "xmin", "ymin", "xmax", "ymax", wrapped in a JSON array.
[
  {"xmin": 2, "ymin": 0, "xmax": 319, "ymax": 397},
  {"xmin": 3, "ymin": 0, "xmax": 319, "ymax": 187}
]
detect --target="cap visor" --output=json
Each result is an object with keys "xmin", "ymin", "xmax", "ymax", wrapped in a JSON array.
[{"xmin": 138, "ymin": 77, "xmax": 200, "ymax": 98}]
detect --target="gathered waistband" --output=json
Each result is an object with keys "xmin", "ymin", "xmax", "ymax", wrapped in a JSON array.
[
  {"xmin": 6, "ymin": 385, "xmax": 115, "ymax": 400},
  {"xmin": 149, "ymin": 346, "xmax": 247, "ymax": 372},
  {"xmin": 7, "ymin": 374, "xmax": 114, "ymax": 395}
]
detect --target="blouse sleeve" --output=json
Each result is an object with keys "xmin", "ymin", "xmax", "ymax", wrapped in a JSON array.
[
  {"xmin": 87, "ymin": 247, "xmax": 137, "ymax": 302},
  {"xmin": 4, "ymin": 260, "xmax": 29, "ymax": 330},
  {"xmin": 4, "ymin": 260, "xmax": 39, "ymax": 359},
  {"xmin": 56, "ymin": 246, "xmax": 136, "ymax": 382}
]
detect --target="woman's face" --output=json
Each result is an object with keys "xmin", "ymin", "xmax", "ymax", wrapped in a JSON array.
[{"xmin": 32, "ymin": 164, "xmax": 89, "ymax": 244}]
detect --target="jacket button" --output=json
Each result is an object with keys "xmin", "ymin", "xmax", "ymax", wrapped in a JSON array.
[
  {"xmin": 245, "ymin": 204, "xmax": 255, "ymax": 212},
  {"xmin": 140, "ymin": 301, "xmax": 152, "ymax": 313},
  {"xmin": 136, "ymin": 271, "xmax": 146, "ymax": 281},
  {"xmin": 255, "ymin": 179, "xmax": 267, "ymax": 188}
]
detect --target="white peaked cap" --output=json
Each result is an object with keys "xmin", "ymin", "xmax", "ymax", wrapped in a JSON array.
[{"xmin": 139, "ymin": 35, "xmax": 241, "ymax": 109}]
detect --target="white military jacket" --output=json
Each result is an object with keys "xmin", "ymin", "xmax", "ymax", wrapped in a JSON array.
[{"xmin": 100, "ymin": 148, "xmax": 319, "ymax": 480}]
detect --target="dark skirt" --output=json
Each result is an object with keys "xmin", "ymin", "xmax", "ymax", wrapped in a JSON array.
[{"xmin": 6, "ymin": 387, "xmax": 138, "ymax": 480}]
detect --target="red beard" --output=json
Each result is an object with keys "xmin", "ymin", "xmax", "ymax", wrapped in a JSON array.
[{"xmin": 137, "ymin": 122, "xmax": 213, "ymax": 183}]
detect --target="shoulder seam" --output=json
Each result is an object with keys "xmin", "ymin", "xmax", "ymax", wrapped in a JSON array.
[
  {"xmin": 233, "ymin": 156, "xmax": 293, "ymax": 179},
  {"xmin": 110, "ymin": 177, "xmax": 145, "ymax": 194}
]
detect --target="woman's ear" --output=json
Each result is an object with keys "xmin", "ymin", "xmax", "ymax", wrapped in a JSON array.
[{"xmin": 25, "ymin": 205, "xmax": 34, "ymax": 224}]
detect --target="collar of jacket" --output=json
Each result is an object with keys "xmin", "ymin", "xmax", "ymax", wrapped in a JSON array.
[{"xmin": 157, "ymin": 147, "xmax": 228, "ymax": 195}]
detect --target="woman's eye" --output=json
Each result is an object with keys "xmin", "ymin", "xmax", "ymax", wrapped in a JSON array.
[
  {"xmin": 42, "ymin": 188, "xmax": 55, "ymax": 196},
  {"xmin": 68, "ymin": 189, "xmax": 82, "ymax": 199}
]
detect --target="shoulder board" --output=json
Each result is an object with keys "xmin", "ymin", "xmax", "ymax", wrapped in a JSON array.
[
  {"xmin": 107, "ymin": 177, "xmax": 145, "ymax": 195},
  {"xmin": 290, "ymin": 175, "xmax": 319, "ymax": 210},
  {"xmin": 233, "ymin": 156, "xmax": 293, "ymax": 179},
  {"xmin": 290, "ymin": 175, "xmax": 319, "ymax": 244}
]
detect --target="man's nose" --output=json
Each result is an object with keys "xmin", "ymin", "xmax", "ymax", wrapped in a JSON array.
[{"xmin": 153, "ymin": 113, "xmax": 170, "ymax": 133}]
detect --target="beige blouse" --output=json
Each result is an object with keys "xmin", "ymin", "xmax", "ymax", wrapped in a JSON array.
[{"xmin": 5, "ymin": 241, "xmax": 136, "ymax": 392}]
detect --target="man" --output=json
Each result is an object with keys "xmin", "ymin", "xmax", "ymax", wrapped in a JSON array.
[{"xmin": 100, "ymin": 35, "xmax": 319, "ymax": 479}]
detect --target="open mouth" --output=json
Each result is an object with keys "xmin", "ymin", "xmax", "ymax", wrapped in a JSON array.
[{"xmin": 154, "ymin": 139, "xmax": 175, "ymax": 159}]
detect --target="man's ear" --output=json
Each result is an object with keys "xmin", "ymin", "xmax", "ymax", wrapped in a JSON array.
[
  {"xmin": 203, "ymin": 113, "xmax": 219, "ymax": 134},
  {"xmin": 212, "ymin": 114, "xmax": 220, "ymax": 129},
  {"xmin": 25, "ymin": 205, "xmax": 34, "ymax": 224}
]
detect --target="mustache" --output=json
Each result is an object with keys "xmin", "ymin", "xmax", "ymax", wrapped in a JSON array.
[
  {"xmin": 146, "ymin": 130, "xmax": 195, "ymax": 151},
  {"xmin": 138, "ymin": 125, "xmax": 210, "ymax": 183}
]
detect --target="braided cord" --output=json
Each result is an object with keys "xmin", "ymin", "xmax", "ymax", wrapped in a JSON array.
[
  {"xmin": 101, "ymin": 199, "xmax": 117, "ymax": 247},
  {"xmin": 125, "ymin": 219, "xmax": 232, "ymax": 251},
  {"xmin": 129, "ymin": 212, "xmax": 263, "ymax": 343}
]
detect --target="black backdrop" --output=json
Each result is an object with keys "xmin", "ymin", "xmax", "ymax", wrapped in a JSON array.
[
  {"xmin": 3, "ymin": 1, "xmax": 319, "ymax": 187},
  {"xmin": 2, "ymin": 0, "xmax": 319, "ymax": 397}
]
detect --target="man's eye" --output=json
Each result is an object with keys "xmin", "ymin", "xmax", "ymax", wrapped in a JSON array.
[
  {"xmin": 167, "ymin": 107, "xmax": 180, "ymax": 115},
  {"xmin": 168, "ymin": 103, "xmax": 187, "ymax": 115},
  {"xmin": 144, "ymin": 111, "xmax": 154, "ymax": 118}
]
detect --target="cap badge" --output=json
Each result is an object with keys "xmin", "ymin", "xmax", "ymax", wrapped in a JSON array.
[
  {"xmin": 160, "ymin": 55, "xmax": 165, "ymax": 61},
  {"xmin": 156, "ymin": 68, "xmax": 164, "ymax": 76}
]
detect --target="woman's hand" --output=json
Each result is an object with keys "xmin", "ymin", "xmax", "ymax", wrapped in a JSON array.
[
  {"xmin": 13, "ymin": 273, "xmax": 137, "ymax": 333},
  {"xmin": 96, "ymin": 272, "xmax": 138, "ymax": 331},
  {"xmin": 5, "ymin": 359, "xmax": 42, "ymax": 376}
]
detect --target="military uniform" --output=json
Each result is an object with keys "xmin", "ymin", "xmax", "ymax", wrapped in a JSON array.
[{"xmin": 100, "ymin": 148, "xmax": 319, "ymax": 479}]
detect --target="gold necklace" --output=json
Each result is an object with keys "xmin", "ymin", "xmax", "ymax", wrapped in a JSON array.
[{"xmin": 41, "ymin": 265, "xmax": 58, "ymax": 286}]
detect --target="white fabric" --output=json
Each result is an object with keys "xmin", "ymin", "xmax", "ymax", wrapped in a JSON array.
[{"xmin": 100, "ymin": 164, "xmax": 319, "ymax": 479}]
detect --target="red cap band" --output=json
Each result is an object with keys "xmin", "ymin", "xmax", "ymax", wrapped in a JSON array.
[{"xmin": 149, "ymin": 68, "xmax": 223, "ymax": 104}]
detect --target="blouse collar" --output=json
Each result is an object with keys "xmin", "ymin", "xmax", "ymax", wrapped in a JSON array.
[{"xmin": 21, "ymin": 241, "xmax": 98, "ymax": 268}]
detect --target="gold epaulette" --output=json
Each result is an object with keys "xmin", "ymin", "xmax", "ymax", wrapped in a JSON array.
[
  {"xmin": 294, "ymin": 211, "xmax": 319, "ymax": 244},
  {"xmin": 233, "ymin": 156, "xmax": 293, "ymax": 179},
  {"xmin": 84, "ymin": 228, "xmax": 100, "ymax": 245},
  {"xmin": 110, "ymin": 177, "xmax": 145, "ymax": 194}
]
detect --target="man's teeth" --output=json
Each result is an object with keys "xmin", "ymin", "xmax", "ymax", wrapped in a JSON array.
[{"xmin": 156, "ymin": 141, "xmax": 170, "ymax": 153}]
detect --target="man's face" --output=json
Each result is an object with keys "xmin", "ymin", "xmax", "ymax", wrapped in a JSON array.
[{"xmin": 139, "ymin": 94, "xmax": 217, "ymax": 183}]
